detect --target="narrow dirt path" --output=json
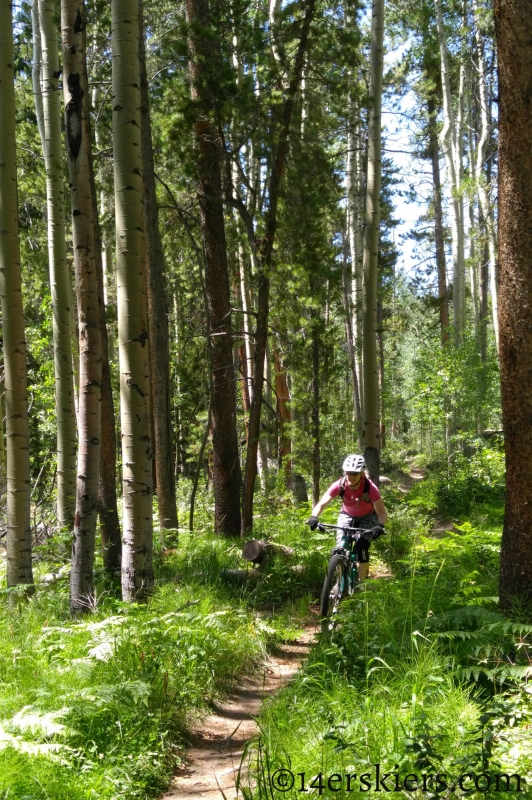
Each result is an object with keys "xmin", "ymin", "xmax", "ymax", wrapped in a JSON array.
[{"xmin": 162, "ymin": 624, "xmax": 318, "ymax": 800}]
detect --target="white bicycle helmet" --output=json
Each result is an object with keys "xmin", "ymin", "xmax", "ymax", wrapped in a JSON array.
[{"xmin": 342, "ymin": 454, "xmax": 366, "ymax": 473}]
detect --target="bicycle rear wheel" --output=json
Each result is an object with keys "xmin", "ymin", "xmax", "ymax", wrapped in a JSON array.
[{"xmin": 320, "ymin": 554, "xmax": 346, "ymax": 630}]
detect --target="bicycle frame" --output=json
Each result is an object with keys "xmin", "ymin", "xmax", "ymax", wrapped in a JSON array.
[{"xmin": 318, "ymin": 522, "xmax": 370, "ymax": 627}]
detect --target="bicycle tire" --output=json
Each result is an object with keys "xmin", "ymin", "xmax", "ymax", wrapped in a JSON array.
[{"xmin": 320, "ymin": 554, "xmax": 346, "ymax": 629}]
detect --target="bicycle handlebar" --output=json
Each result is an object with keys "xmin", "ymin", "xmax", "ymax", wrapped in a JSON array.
[
  {"xmin": 315, "ymin": 522, "xmax": 385, "ymax": 538},
  {"xmin": 316, "ymin": 522, "xmax": 366, "ymax": 533}
]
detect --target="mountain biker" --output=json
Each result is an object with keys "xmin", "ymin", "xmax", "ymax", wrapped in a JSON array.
[{"xmin": 306, "ymin": 454, "xmax": 387, "ymax": 581}]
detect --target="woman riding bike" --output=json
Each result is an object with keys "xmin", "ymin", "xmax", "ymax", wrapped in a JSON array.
[{"xmin": 306, "ymin": 454, "xmax": 387, "ymax": 582}]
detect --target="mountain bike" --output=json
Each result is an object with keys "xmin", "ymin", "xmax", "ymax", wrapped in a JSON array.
[{"xmin": 317, "ymin": 522, "xmax": 384, "ymax": 630}]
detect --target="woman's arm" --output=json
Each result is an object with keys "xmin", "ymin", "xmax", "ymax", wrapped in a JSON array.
[
  {"xmin": 373, "ymin": 497, "xmax": 387, "ymax": 525},
  {"xmin": 311, "ymin": 492, "xmax": 334, "ymax": 518}
]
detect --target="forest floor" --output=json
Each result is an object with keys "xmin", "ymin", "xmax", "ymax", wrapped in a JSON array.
[{"xmin": 162, "ymin": 624, "xmax": 318, "ymax": 799}]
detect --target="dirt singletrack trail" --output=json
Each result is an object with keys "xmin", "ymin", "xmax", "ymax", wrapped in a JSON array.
[{"xmin": 162, "ymin": 624, "xmax": 318, "ymax": 800}]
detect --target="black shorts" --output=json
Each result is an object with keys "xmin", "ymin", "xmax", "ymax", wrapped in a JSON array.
[{"xmin": 336, "ymin": 511, "xmax": 377, "ymax": 564}]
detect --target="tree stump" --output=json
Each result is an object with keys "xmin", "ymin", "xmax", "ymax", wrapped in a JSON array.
[{"xmin": 292, "ymin": 474, "xmax": 308, "ymax": 502}]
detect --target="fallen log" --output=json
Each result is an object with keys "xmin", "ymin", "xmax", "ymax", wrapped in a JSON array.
[{"xmin": 241, "ymin": 539, "xmax": 295, "ymax": 565}]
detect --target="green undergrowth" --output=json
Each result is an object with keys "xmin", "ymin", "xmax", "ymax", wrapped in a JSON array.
[
  {"xmin": 2, "ymin": 451, "xmax": 529, "ymax": 799},
  {"xmin": 0, "ymin": 490, "xmax": 329, "ymax": 799},
  {"xmin": 241, "ymin": 454, "xmax": 532, "ymax": 799},
  {"xmin": 0, "ymin": 578, "xmax": 276, "ymax": 798}
]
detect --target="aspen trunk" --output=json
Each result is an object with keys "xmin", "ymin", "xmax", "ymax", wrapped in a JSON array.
[
  {"xmin": 346, "ymin": 98, "xmax": 364, "ymax": 397},
  {"xmin": 0, "ymin": 370, "xmax": 5, "ymax": 506},
  {"xmin": 238, "ymin": 245, "xmax": 254, "ymax": 413},
  {"xmin": 61, "ymin": 0, "xmax": 102, "ymax": 612},
  {"xmin": 472, "ymin": 0, "xmax": 499, "ymax": 353},
  {"xmin": 362, "ymin": 0, "xmax": 384, "ymax": 485},
  {"xmin": 31, "ymin": 0, "xmax": 45, "ymax": 150},
  {"xmin": 186, "ymin": 0, "xmax": 242, "ymax": 534},
  {"xmin": 90, "ymin": 86, "xmax": 121, "ymax": 569},
  {"xmin": 427, "ymin": 94, "xmax": 449, "ymax": 346},
  {"xmin": 273, "ymin": 345, "xmax": 291, "ymax": 486},
  {"xmin": 0, "ymin": 0, "xmax": 33, "ymax": 586},
  {"xmin": 111, "ymin": 0, "xmax": 153, "ymax": 601},
  {"xmin": 434, "ymin": 0, "xmax": 465, "ymax": 345},
  {"xmin": 39, "ymin": 0, "xmax": 78, "ymax": 528},
  {"xmin": 311, "ymin": 319, "xmax": 320, "ymax": 505},
  {"xmin": 138, "ymin": 0, "xmax": 178, "ymax": 531},
  {"xmin": 342, "ymin": 239, "xmax": 362, "ymax": 447}
]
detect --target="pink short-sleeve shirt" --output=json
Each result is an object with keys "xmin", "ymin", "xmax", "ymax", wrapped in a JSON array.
[{"xmin": 327, "ymin": 476, "xmax": 381, "ymax": 517}]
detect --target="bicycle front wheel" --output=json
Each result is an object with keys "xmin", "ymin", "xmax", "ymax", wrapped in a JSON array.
[{"xmin": 320, "ymin": 554, "xmax": 346, "ymax": 629}]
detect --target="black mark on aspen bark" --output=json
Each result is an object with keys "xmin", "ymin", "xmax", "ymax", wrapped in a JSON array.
[
  {"xmin": 132, "ymin": 329, "xmax": 148, "ymax": 347},
  {"xmin": 73, "ymin": 9, "xmax": 83, "ymax": 32},
  {"xmin": 65, "ymin": 73, "xmax": 84, "ymax": 159},
  {"xmin": 127, "ymin": 381, "xmax": 146, "ymax": 397}
]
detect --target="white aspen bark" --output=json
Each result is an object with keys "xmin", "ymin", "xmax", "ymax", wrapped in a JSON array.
[
  {"xmin": 354, "ymin": 110, "xmax": 364, "ymax": 397},
  {"xmin": 62, "ymin": 0, "xmax": 103, "ymax": 613},
  {"xmin": 346, "ymin": 93, "xmax": 364, "ymax": 406},
  {"xmin": 456, "ymin": 62, "xmax": 466, "ymax": 334},
  {"xmin": 111, "ymin": 0, "xmax": 153, "ymax": 601},
  {"xmin": 31, "ymin": 0, "xmax": 45, "ymax": 150},
  {"xmin": 0, "ymin": 370, "xmax": 5, "ymax": 503},
  {"xmin": 342, "ymin": 236, "xmax": 363, "ymax": 447},
  {"xmin": 362, "ymin": 0, "xmax": 384, "ymax": 483},
  {"xmin": 269, "ymin": 0, "xmax": 282, "ymax": 66},
  {"xmin": 239, "ymin": 249, "xmax": 254, "ymax": 403},
  {"xmin": 0, "ymin": 0, "xmax": 33, "ymax": 586},
  {"xmin": 434, "ymin": 0, "xmax": 466, "ymax": 345},
  {"xmin": 92, "ymin": 85, "xmax": 116, "ymax": 362},
  {"xmin": 472, "ymin": 0, "xmax": 499, "ymax": 353},
  {"xmin": 39, "ymin": 0, "xmax": 78, "ymax": 527},
  {"xmin": 70, "ymin": 302, "xmax": 80, "ymax": 427},
  {"xmin": 467, "ymin": 94, "xmax": 480, "ymax": 341},
  {"xmin": 300, "ymin": 58, "xmax": 308, "ymax": 137}
]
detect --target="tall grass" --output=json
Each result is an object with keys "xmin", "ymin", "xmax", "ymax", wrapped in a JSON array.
[
  {"xmin": 0, "ymin": 540, "xmax": 277, "ymax": 799},
  {"xmin": 240, "ymin": 455, "xmax": 532, "ymax": 798}
]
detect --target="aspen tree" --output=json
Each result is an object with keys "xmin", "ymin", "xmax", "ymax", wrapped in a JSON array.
[
  {"xmin": 345, "ymin": 99, "xmax": 363, "ymax": 444},
  {"xmin": 434, "ymin": 0, "xmax": 466, "ymax": 344},
  {"xmin": 31, "ymin": 0, "xmax": 45, "ymax": 149},
  {"xmin": 38, "ymin": 0, "xmax": 77, "ymax": 528},
  {"xmin": 342, "ymin": 233, "xmax": 362, "ymax": 447},
  {"xmin": 0, "ymin": 369, "xmax": 5, "ymax": 503},
  {"xmin": 361, "ymin": 0, "xmax": 384, "ymax": 484},
  {"xmin": 427, "ymin": 94, "xmax": 449, "ymax": 345},
  {"xmin": 61, "ymin": 0, "xmax": 102, "ymax": 612},
  {"xmin": 272, "ymin": 345, "xmax": 291, "ymax": 484},
  {"xmin": 138, "ymin": 0, "xmax": 178, "ymax": 531},
  {"xmin": 0, "ymin": 0, "xmax": 33, "ymax": 587},
  {"xmin": 472, "ymin": 0, "xmax": 499, "ymax": 353},
  {"xmin": 90, "ymin": 84, "xmax": 121, "ymax": 571},
  {"xmin": 111, "ymin": 0, "xmax": 153, "ymax": 600}
]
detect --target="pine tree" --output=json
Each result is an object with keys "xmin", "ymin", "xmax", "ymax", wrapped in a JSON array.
[{"xmin": 495, "ymin": 0, "xmax": 532, "ymax": 611}]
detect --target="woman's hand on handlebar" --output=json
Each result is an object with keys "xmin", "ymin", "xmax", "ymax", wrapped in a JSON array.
[{"xmin": 370, "ymin": 524, "xmax": 385, "ymax": 540}]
